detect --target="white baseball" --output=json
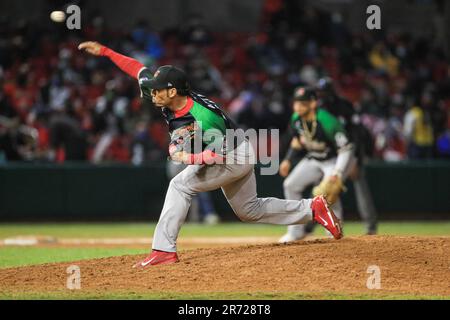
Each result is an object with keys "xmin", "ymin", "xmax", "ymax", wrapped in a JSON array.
[{"xmin": 50, "ymin": 11, "xmax": 66, "ymax": 23}]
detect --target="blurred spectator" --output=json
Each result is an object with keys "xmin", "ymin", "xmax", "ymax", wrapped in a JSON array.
[
  {"xmin": 0, "ymin": 87, "xmax": 21, "ymax": 161},
  {"xmin": 369, "ymin": 42, "xmax": 400, "ymax": 77},
  {"xmin": 403, "ymin": 102, "xmax": 434, "ymax": 159},
  {"xmin": 91, "ymin": 78, "xmax": 129, "ymax": 163},
  {"xmin": 180, "ymin": 14, "xmax": 212, "ymax": 46},
  {"xmin": 131, "ymin": 20, "xmax": 164, "ymax": 61},
  {"xmin": 436, "ymin": 129, "xmax": 450, "ymax": 158},
  {"xmin": 130, "ymin": 119, "xmax": 164, "ymax": 165},
  {"xmin": 48, "ymin": 108, "xmax": 88, "ymax": 161},
  {"xmin": 0, "ymin": 3, "xmax": 449, "ymax": 164},
  {"xmin": 0, "ymin": 75, "xmax": 39, "ymax": 162}
]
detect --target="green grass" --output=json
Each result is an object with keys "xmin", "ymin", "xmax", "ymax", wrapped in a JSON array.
[
  {"xmin": 0, "ymin": 290, "xmax": 448, "ymax": 300},
  {"xmin": 0, "ymin": 222, "xmax": 287, "ymax": 239},
  {"xmin": 0, "ymin": 247, "xmax": 145, "ymax": 269},
  {"xmin": 0, "ymin": 221, "xmax": 449, "ymax": 239}
]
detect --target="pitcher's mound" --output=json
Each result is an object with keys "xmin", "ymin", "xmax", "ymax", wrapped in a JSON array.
[{"xmin": 1, "ymin": 236, "xmax": 449, "ymax": 297}]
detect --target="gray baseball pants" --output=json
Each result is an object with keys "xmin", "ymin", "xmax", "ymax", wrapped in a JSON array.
[
  {"xmin": 283, "ymin": 157, "xmax": 345, "ymax": 239},
  {"xmin": 152, "ymin": 140, "xmax": 313, "ymax": 252},
  {"xmin": 352, "ymin": 165, "xmax": 378, "ymax": 233}
]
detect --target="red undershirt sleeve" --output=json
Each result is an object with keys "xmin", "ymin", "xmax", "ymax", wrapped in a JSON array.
[
  {"xmin": 186, "ymin": 150, "xmax": 225, "ymax": 165},
  {"xmin": 100, "ymin": 46, "xmax": 145, "ymax": 79}
]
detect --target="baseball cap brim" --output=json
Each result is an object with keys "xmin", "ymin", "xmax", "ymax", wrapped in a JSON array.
[
  {"xmin": 146, "ymin": 78, "xmax": 171, "ymax": 90},
  {"xmin": 293, "ymin": 87, "xmax": 317, "ymax": 101},
  {"xmin": 293, "ymin": 96, "xmax": 313, "ymax": 101}
]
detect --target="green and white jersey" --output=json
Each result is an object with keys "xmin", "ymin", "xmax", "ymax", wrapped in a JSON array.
[{"xmin": 290, "ymin": 108, "xmax": 351, "ymax": 161}]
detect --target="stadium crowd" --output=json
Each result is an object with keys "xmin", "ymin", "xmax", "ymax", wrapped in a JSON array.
[{"xmin": 1, "ymin": 2, "xmax": 449, "ymax": 164}]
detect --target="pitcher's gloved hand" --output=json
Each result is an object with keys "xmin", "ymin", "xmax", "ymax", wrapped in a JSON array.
[{"xmin": 168, "ymin": 123, "xmax": 199, "ymax": 160}]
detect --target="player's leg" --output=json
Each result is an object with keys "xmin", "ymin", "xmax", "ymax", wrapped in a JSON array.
[
  {"xmin": 150, "ymin": 140, "xmax": 259, "ymax": 256},
  {"xmin": 220, "ymin": 163, "xmax": 342, "ymax": 241},
  {"xmin": 166, "ymin": 160, "xmax": 200, "ymax": 222},
  {"xmin": 284, "ymin": 156, "xmax": 348, "ymax": 241},
  {"xmin": 152, "ymin": 162, "xmax": 252, "ymax": 253},
  {"xmin": 221, "ymin": 165, "xmax": 314, "ymax": 225},
  {"xmin": 279, "ymin": 159, "xmax": 323, "ymax": 242},
  {"xmin": 139, "ymin": 140, "xmax": 341, "ymax": 267},
  {"xmin": 353, "ymin": 165, "xmax": 378, "ymax": 234},
  {"xmin": 283, "ymin": 158, "xmax": 323, "ymax": 200},
  {"xmin": 135, "ymin": 165, "xmax": 206, "ymax": 267},
  {"xmin": 220, "ymin": 139, "xmax": 315, "ymax": 224},
  {"xmin": 301, "ymin": 158, "xmax": 346, "ymax": 239}
]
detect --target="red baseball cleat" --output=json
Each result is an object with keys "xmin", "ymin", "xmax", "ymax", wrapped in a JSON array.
[
  {"xmin": 133, "ymin": 250, "xmax": 179, "ymax": 268},
  {"xmin": 311, "ymin": 195, "xmax": 343, "ymax": 240}
]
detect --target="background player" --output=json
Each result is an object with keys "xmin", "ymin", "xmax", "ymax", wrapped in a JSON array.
[
  {"xmin": 278, "ymin": 87, "xmax": 354, "ymax": 243},
  {"xmin": 316, "ymin": 77, "xmax": 378, "ymax": 235},
  {"xmin": 284, "ymin": 78, "xmax": 378, "ymax": 241},
  {"xmin": 78, "ymin": 41, "xmax": 343, "ymax": 267}
]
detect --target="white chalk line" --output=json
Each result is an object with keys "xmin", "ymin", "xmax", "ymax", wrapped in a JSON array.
[{"xmin": 0, "ymin": 236, "xmax": 281, "ymax": 246}]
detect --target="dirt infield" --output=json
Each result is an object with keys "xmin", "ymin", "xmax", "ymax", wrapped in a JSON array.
[{"xmin": 1, "ymin": 236, "xmax": 449, "ymax": 298}]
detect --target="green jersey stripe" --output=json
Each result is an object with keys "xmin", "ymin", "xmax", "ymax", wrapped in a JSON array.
[{"xmin": 189, "ymin": 101, "xmax": 227, "ymax": 134}]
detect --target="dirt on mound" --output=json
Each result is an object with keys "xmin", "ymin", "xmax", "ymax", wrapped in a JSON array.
[{"xmin": 1, "ymin": 236, "xmax": 449, "ymax": 297}]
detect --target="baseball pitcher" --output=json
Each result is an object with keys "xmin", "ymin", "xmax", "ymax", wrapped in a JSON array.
[
  {"xmin": 278, "ymin": 87, "xmax": 354, "ymax": 243},
  {"xmin": 78, "ymin": 41, "xmax": 343, "ymax": 267}
]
